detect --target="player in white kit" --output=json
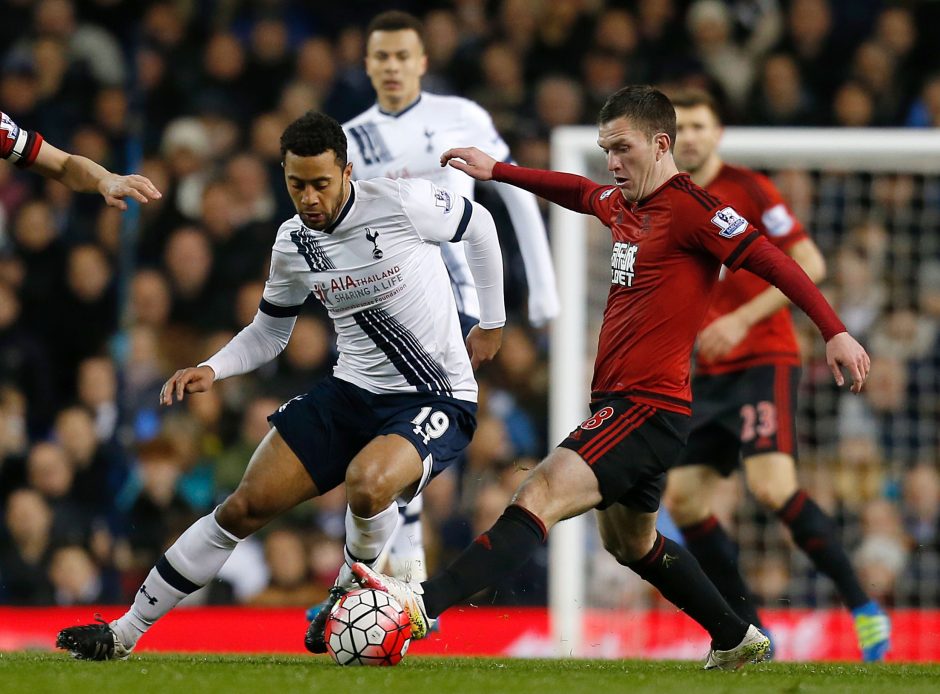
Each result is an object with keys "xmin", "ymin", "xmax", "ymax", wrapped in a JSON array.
[
  {"xmin": 56, "ymin": 111, "xmax": 505, "ymax": 660},
  {"xmin": 313, "ymin": 12, "xmax": 559, "ymax": 621}
]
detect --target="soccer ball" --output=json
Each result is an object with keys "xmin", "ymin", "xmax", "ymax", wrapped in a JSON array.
[{"xmin": 325, "ymin": 588, "xmax": 411, "ymax": 666}]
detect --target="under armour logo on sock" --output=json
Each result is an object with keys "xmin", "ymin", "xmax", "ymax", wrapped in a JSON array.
[
  {"xmin": 139, "ymin": 584, "xmax": 159, "ymax": 605},
  {"xmin": 662, "ymin": 553, "xmax": 677, "ymax": 568}
]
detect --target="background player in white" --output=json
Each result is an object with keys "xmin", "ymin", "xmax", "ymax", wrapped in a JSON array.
[
  {"xmin": 337, "ymin": 9, "xmax": 559, "ymax": 600},
  {"xmin": 1, "ymin": 110, "xmax": 161, "ymax": 209},
  {"xmin": 56, "ymin": 111, "xmax": 505, "ymax": 660}
]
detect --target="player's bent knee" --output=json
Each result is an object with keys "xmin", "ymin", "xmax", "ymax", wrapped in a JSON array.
[
  {"xmin": 602, "ymin": 531, "xmax": 656, "ymax": 565},
  {"xmin": 663, "ymin": 487, "xmax": 709, "ymax": 527},
  {"xmin": 748, "ymin": 480, "xmax": 792, "ymax": 511},
  {"xmin": 346, "ymin": 463, "xmax": 399, "ymax": 517},
  {"xmin": 216, "ymin": 490, "xmax": 274, "ymax": 538}
]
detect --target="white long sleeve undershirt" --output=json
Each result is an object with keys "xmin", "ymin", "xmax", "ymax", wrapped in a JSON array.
[
  {"xmin": 461, "ymin": 200, "xmax": 506, "ymax": 330},
  {"xmin": 199, "ymin": 310, "xmax": 297, "ymax": 381}
]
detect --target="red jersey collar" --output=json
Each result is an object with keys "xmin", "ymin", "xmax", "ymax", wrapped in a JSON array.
[{"xmin": 634, "ymin": 172, "xmax": 690, "ymax": 207}]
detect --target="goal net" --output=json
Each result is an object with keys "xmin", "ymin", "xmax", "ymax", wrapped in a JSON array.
[{"xmin": 547, "ymin": 126, "xmax": 940, "ymax": 659}]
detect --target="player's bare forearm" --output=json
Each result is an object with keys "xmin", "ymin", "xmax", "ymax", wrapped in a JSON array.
[
  {"xmin": 33, "ymin": 142, "xmax": 161, "ymax": 210},
  {"xmin": 160, "ymin": 365, "xmax": 216, "ymax": 406}
]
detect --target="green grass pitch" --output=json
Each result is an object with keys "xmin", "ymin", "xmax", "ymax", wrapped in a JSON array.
[{"xmin": 2, "ymin": 653, "xmax": 939, "ymax": 694}]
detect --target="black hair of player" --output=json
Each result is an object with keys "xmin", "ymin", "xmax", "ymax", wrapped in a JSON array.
[
  {"xmin": 366, "ymin": 10, "xmax": 425, "ymax": 49},
  {"xmin": 598, "ymin": 85, "xmax": 677, "ymax": 147},
  {"xmin": 280, "ymin": 111, "xmax": 348, "ymax": 167},
  {"xmin": 670, "ymin": 88, "xmax": 724, "ymax": 125}
]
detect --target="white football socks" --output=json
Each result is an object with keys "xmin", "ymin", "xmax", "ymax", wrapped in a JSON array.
[
  {"xmin": 388, "ymin": 494, "xmax": 427, "ymax": 583},
  {"xmin": 338, "ymin": 502, "xmax": 401, "ymax": 589},
  {"xmin": 111, "ymin": 509, "xmax": 242, "ymax": 648}
]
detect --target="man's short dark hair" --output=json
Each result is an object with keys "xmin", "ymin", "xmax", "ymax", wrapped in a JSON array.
[
  {"xmin": 598, "ymin": 85, "xmax": 677, "ymax": 146},
  {"xmin": 280, "ymin": 111, "xmax": 347, "ymax": 166},
  {"xmin": 670, "ymin": 88, "xmax": 723, "ymax": 124},
  {"xmin": 366, "ymin": 10, "xmax": 425, "ymax": 48}
]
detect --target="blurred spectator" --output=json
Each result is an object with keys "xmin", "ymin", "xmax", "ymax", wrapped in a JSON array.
[
  {"xmin": 214, "ymin": 396, "xmax": 280, "ymax": 496},
  {"xmin": 533, "ymin": 76, "xmax": 585, "ymax": 130},
  {"xmin": 831, "ymin": 81, "xmax": 876, "ymax": 127},
  {"xmin": 268, "ymin": 315, "xmax": 333, "ymax": 399},
  {"xmin": 121, "ymin": 437, "xmax": 195, "ymax": 571},
  {"xmin": 748, "ymin": 52, "xmax": 817, "ymax": 125},
  {"xmin": 686, "ymin": 0, "xmax": 756, "ymax": 111},
  {"xmin": 163, "ymin": 226, "xmax": 230, "ymax": 333},
  {"xmin": 249, "ymin": 529, "xmax": 322, "ymax": 606},
  {"xmin": 54, "ymin": 405, "xmax": 121, "ymax": 512},
  {"xmin": 76, "ymin": 355, "xmax": 120, "ymax": 443},
  {"xmin": 0, "ymin": 281, "xmax": 55, "ymax": 434},
  {"xmin": 49, "ymin": 544, "xmax": 116, "ymax": 605},
  {"xmin": 26, "ymin": 441, "xmax": 88, "ymax": 543},
  {"xmin": 0, "ymin": 488, "xmax": 55, "ymax": 604},
  {"xmin": 903, "ymin": 464, "xmax": 940, "ymax": 549}
]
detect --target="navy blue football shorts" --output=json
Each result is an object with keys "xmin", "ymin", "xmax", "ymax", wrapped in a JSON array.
[
  {"xmin": 559, "ymin": 397, "xmax": 690, "ymax": 512},
  {"xmin": 674, "ymin": 364, "xmax": 801, "ymax": 476},
  {"xmin": 268, "ymin": 376, "xmax": 477, "ymax": 498}
]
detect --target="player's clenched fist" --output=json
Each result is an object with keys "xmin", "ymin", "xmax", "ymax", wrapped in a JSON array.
[{"xmin": 160, "ymin": 365, "xmax": 216, "ymax": 406}]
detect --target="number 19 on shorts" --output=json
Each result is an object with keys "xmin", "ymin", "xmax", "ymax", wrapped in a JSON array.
[{"xmin": 411, "ymin": 407, "xmax": 450, "ymax": 445}]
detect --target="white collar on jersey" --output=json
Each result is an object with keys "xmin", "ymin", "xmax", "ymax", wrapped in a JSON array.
[{"xmin": 377, "ymin": 94, "xmax": 423, "ymax": 118}]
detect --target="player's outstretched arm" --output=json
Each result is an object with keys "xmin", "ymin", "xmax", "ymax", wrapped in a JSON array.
[
  {"xmin": 31, "ymin": 141, "xmax": 162, "ymax": 210},
  {"xmin": 737, "ymin": 237, "xmax": 869, "ymax": 392},
  {"xmin": 160, "ymin": 366, "xmax": 216, "ymax": 406},
  {"xmin": 441, "ymin": 146, "xmax": 496, "ymax": 181},
  {"xmin": 699, "ymin": 238, "xmax": 825, "ymax": 362},
  {"xmin": 826, "ymin": 332, "xmax": 871, "ymax": 394}
]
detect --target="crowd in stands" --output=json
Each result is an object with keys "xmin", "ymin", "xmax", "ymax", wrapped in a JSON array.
[{"xmin": 1, "ymin": 0, "xmax": 939, "ymax": 610}]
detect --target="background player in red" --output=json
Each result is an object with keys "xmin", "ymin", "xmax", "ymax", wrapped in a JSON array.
[
  {"xmin": 1, "ymin": 110, "xmax": 160, "ymax": 209},
  {"xmin": 664, "ymin": 89, "xmax": 891, "ymax": 661},
  {"xmin": 352, "ymin": 85, "xmax": 871, "ymax": 670}
]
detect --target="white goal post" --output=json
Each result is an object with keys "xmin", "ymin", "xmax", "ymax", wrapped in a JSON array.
[{"xmin": 547, "ymin": 126, "xmax": 940, "ymax": 657}]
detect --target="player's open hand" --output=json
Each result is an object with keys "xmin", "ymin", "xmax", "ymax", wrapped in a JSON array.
[
  {"xmin": 466, "ymin": 325, "xmax": 503, "ymax": 369},
  {"xmin": 698, "ymin": 311, "xmax": 750, "ymax": 362},
  {"xmin": 160, "ymin": 365, "xmax": 216, "ymax": 406},
  {"xmin": 825, "ymin": 332, "xmax": 870, "ymax": 394},
  {"xmin": 440, "ymin": 147, "xmax": 496, "ymax": 181},
  {"xmin": 99, "ymin": 173, "xmax": 162, "ymax": 210}
]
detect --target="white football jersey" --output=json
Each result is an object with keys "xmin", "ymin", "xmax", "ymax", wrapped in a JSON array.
[
  {"xmin": 264, "ymin": 177, "xmax": 478, "ymax": 402},
  {"xmin": 344, "ymin": 93, "xmax": 510, "ymax": 320}
]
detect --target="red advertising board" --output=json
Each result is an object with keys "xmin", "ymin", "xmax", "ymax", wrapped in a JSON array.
[{"xmin": 3, "ymin": 607, "xmax": 937, "ymax": 662}]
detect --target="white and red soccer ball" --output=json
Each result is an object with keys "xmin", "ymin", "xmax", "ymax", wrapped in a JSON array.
[{"xmin": 324, "ymin": 588, "xmax": 411, "ymax": 666}]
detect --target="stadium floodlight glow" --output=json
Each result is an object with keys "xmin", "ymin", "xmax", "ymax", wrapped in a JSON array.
[{"xmin": 548, "ymin": 125, "xmax": 940, "ymax": 657}]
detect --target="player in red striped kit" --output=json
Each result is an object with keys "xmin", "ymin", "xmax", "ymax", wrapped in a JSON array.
[
  {"xmin": 1, "ymin": 110, "xmax": 160, "ymax": 208},
  {"xmin": 352, "ymin": 86, "xmax": 870, "ymax": 670},
  {"xmin": 664, "ymin": 89, "xmax": 890, "ymax": 661}
]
